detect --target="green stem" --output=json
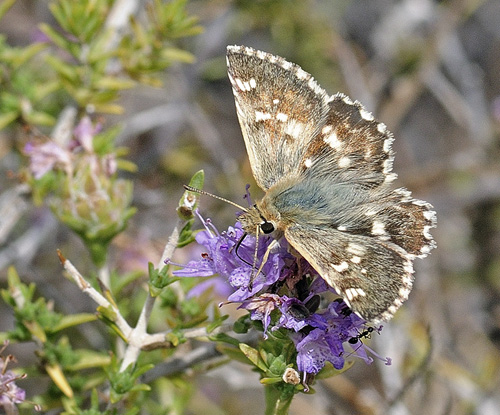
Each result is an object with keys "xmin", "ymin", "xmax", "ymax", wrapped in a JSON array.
[{"xmin": 264, "ymin": 384, "xmax": 295, "ymax": 415}]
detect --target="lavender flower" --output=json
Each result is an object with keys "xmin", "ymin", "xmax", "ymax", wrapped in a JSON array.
[
  {"xmin": 24, "ymin": 116, "xmax": 112, "ymax": 180},
  {"xmin": 0, "ymin": 342, "xmax": 33, "ymax": 415},
  {"xmin": 174, "ymin": 212, "xmax": 391, "ymax": 379},
  {"xmin": 174, "ymin": 213, "xmax": 290, "ymax": 302},
  {"xmin": 24, "ymin": 141, "xmax": 72, "ymax": 179},
  {"xmin": 73, "ymin": 115, "xmax": 102, "ymax": 153}
]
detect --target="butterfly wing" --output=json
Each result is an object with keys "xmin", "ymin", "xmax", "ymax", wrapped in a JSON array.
[
  {"xmin": 228, "ymin": 45, "xmax": 437, "ymax": 321},
  {"xmin": 261, "ymin": 86, "xmax": 436, "ymax": 321},
  {"xmin": 284, "ymin": 223, "xmax": 414, "ymax": 322},
  {"xmin": 227, "ymin": 45, "xmax": 330, "ymax": 190},
  {"xmin": 292, "ymin": 92, "xmax": 436, "ymax": 258}
]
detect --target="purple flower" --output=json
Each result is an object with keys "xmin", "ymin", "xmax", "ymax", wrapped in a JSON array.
[
  {"xmin": 73, "ymin": 116, "xmax": 102, "ymax": 153},
  {"xmin": 24, "ymin": 141, "xmax": 72, "ymax": 179},
  {"xmin": 174, "ymin": 213, "xmax": 290, "ymax": 302},
  {"xmin": 0, "ymin": 342, "xmax": 30, "ymax": 415},
  {"xmin": 24, "ymin": 116, "xmax": 108, "ymax": 180},
  {"xmin": 174, "ymin": 212, "xmax": 391, "ymax": 377}
]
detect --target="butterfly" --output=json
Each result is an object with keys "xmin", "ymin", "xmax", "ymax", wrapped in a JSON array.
[{"xmin": 225, "ymin": 45, "xmax": 436, "ymax": 322}]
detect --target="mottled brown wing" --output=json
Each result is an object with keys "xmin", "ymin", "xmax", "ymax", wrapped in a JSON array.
[
  {"xmin": 298, "ymin": 92, "xmax": 398, "ymax": 189},
  {"xmin": 284, "ymin": 223, "xmax": 415, "ymax": 322},
  {"xmin": 226, "ymin": 45, "xmax": 330, "ymax": 191}
]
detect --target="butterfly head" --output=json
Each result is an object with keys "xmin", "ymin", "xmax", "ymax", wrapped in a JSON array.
[{"xmin": 238, "ymin": 201, "xmax": 281, "ymax": 237}]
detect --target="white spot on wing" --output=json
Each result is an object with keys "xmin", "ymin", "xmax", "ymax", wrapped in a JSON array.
[
  {"xmin": 285, "ymin": 119, "xmax": 305, "ymax": 138},
  {"xmin": 383, "ymin": 159, "xmax": 393, "ymax": 174},
  {"xmin": 345, "ymin": 287, "xmax": 366, "ymax": 301},
  {"xmin": 304, "ymin": 158, "xmax": 313, "ymax": 168},
  {"xmin": 322, "ymin": 125, "xmax": 333, "ymax": 135},
  {"xmin": 371, "ymin": 220, "xmax": 386, "ymax": 235},
  {"xmin": 346, "ymin": 243, "xmax": 365, "ymax": 256},
  {"xmin": 423, "ymin": 225, "xmax": 433, "ymax": 240},
  {"xmin": 424, "ymin": 210, "xmax": 435, "ymax": 221},
  {"xmin": 383, "ymin": 137, "xmax": 393, "ymax": 153},
  {"xmin": 338, "ymin": 156, "xmax": 351, "ymax": 168},
  {"xmin": 420, "ymin": 245, "xmax": 431, "ymax": 255},
  {"xmin": 324, "ymin": 131, "xmax": 342, "ymax": 150},
  {"xmin": 384, "ymin": 172, "xmax": 398, "ymax": 183},
  {"xmin": 235, "ymin": 78, "xmax": 245, "ymax": 91},
  {"xmin": 398, "ymin": 286, "xmax": 411, "ymax": 300},
  {"xmin": 364, "ymin": 208, "xmax": 377, "ymax": 216},
  {"xmin": 343, "ymin": 96, "xmax": 354, "ymax": 105},
  {"xmin": 307, "ymin": 77, "xmax": 317, "ymax": 90},
  {"xmin": 249, "ymin": 78, "xmax": 257, "ymax": 89},
  {"xmin": 331, "ymin": 261, "xmax": 349, "ymax": 273},
  {"xmin": 359, "ymin": 108, "xmax": 374, "ymax": 121},
  {"xmin": 350, "ymin": 255, "xmax": 362, "ymax": 264},
  {"xmin": 377, "ymin": 123, "xmax": 387, "ymax": 133},
  {"xmin": 296, "ymin": 67, "xmax": 308, "ymax": 80},
  {"xmin": 255, "ymin": 111, "xmax": 272, "ymax": 122},
  {"xmin": 276, "ymin": 112, "xmax": 288, "ymax": 122}
]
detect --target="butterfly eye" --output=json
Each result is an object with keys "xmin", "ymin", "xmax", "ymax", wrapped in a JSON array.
[{"xmin": 260, "ymin": 221, "xmax": 274, "ymax": 234}]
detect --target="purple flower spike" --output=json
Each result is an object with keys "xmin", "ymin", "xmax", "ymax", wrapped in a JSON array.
[{"xmin": 175, "ymin": 213, "xmax": 391, "ymax": 377}]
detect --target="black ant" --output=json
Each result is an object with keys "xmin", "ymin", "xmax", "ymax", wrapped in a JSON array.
[{"xmin": 348, "ymin": 327, "xmax": 375, "ymax": 344}]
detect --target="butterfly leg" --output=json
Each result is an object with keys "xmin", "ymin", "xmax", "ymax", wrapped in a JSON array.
[{"xmin": 249, "ymin": 238, "xmax": 281, "ymax": 289}]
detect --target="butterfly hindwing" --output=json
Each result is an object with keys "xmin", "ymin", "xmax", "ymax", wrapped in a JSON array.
[
  {"xmin": 227, "ymin": 45, "xmax": 330, "ymax": 190},
  {"xmin": 361, "ymin": 188, "xmax": 437, "ymax": 258},
  {"xmin": 284, "ymin": 223, "xmax": 414, "ymax": 322}
]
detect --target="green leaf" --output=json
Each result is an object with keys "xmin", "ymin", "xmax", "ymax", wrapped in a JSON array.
[
  {"xmin": 94, "ymin": 76, "xmax": 136, "ymax": 91},
  {"xmin": 45, "ymin": 54, "xmax": 79, "ymax": 82},
  {"xmin": 39, "ymin": 23, "xmax": 80, "ymax": 57},
  {"xmin": 51, "ymin": 313, "xmax": 98, "ymax": 332},
  {"xmin": 12, "ymin": 41, "xmax": 47, "ymax": 66},
  {"xmin": 316, "ymin": 360, "xmax": 354, "ymax": 379},
  {"xmin": 177, "ymin": 219, "xmax": 196, "ymax": 248},
  {"xmin": 240, "ymin": 343, "xmax": 268, "ymax": 371},
  {"xmin": 209, "ymin": 332, "xmax": 241, "ymax": 347},
  {"xmin": 24, "ymin": 110, "xmax": 56, "ymax": 126},
  {"xmin": 260, "ymin": 377, "xmax": 283, "ymax": 385},
  {"xmin": 68, "ymin": 349, "xmax": 111, "ymax": 370},
  {"xmin": 264, "ymin": 383, "xmax": 296, "ymax": 415},
  {"xmin": 33, "ymin": 80, "xmax": 60, "ymax": 101},
  {"xmin": 0, "ymin": 0, "xmax": 17, "ymax": 20},
  {"xmin": 218, "ymin": 345, "xmax": 253, "ymax": 366},
  {"xmin": 161, "ymin": 47, "xmax": 195, "ymax": 63},
  {"xmin": 0, "ymin": 111, "xmax": 19, "ymax": 129},
  {"xmin": 206, "ymin": 314, "xmax": 229, "ymax": 333}
]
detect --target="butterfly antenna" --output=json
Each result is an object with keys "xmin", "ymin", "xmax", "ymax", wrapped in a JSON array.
[{"xmin": 183, "ymin": 185, "xmax": 248, "ymax": 212}]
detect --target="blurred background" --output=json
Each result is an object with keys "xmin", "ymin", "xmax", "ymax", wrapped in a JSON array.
[{"xmin": 1, "ymin": 0, "xmax": 500, "ymax": 414}]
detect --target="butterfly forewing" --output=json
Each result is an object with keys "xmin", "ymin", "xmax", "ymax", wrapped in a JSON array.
[
  {"xmin": 300, "ymin": 93, "xmax": 396, "ymax": 188},
  {"xmin": 227, "ymin": 45, "xmax": 330, "ymax": 190}
]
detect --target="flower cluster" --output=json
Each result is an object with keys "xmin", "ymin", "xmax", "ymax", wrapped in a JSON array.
[
  {"xmin": 173, "ymin": 211, "xmax": 391, "ymax": 380},
  {"xmin": 24, "ymin": 116, "xmax": 111, "ymax": 180},
  {"xmin": 23, "ymin": 116, "xmax": 135, "ymax": 266},
  {"xmin": 0, "ymin": 342, "xmax": 38, "ymax": 415}
]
